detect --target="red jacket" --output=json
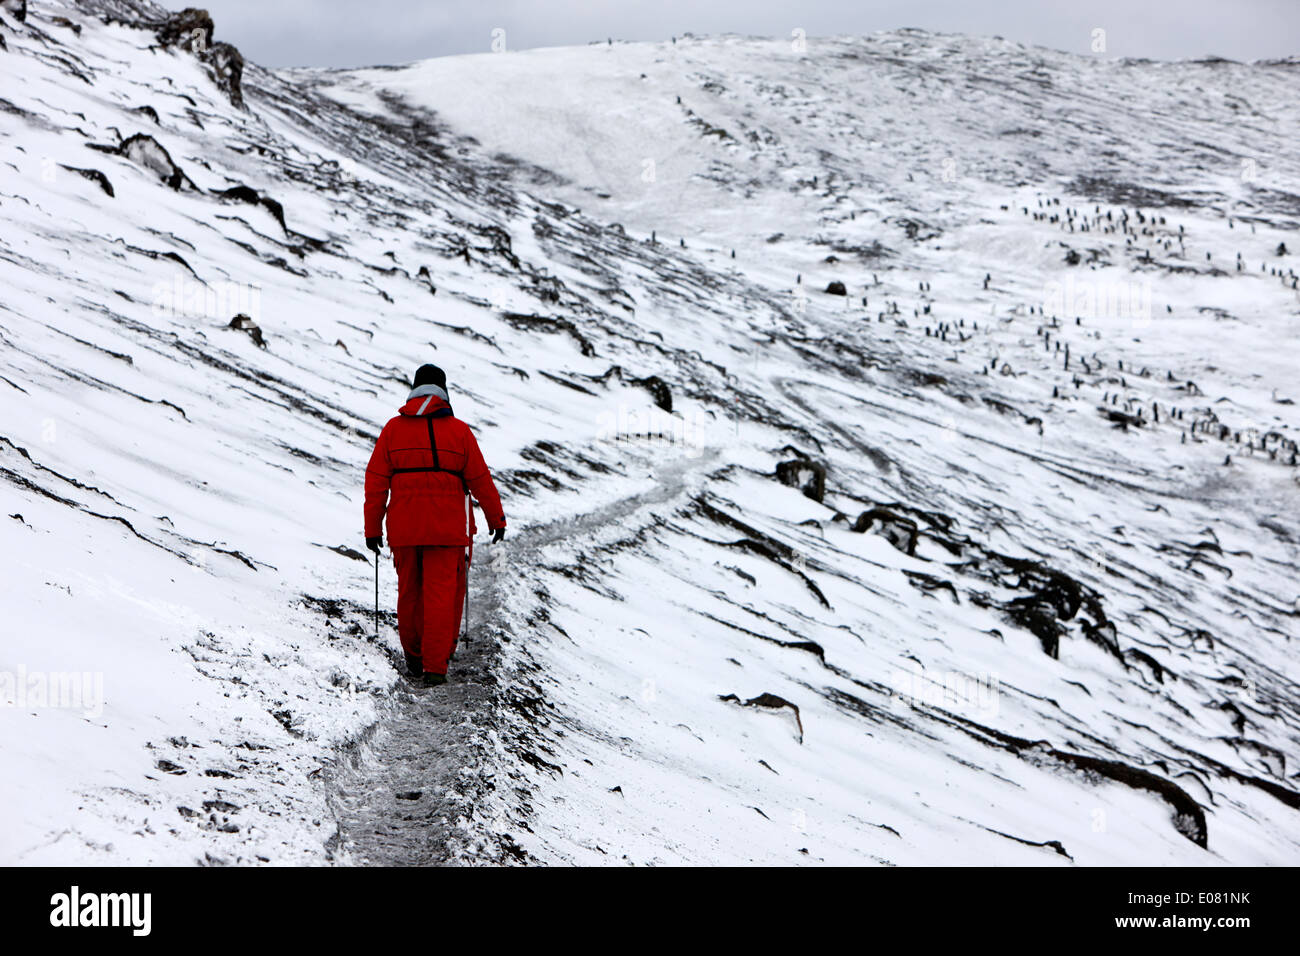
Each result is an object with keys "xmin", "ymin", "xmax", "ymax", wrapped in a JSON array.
[{"xmin": 364, "ymin": 388, "xmax": 506, "ymax": 547}]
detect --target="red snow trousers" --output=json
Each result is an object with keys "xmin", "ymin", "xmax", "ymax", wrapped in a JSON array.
[{"xmin": 392, "ymin": 543, "xmax": 471, "ymax": 675}]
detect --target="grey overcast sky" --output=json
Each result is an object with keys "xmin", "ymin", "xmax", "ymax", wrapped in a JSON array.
[{"xmin": 183, "ymin": 0, "xmax": 1299, "ymax": 69}]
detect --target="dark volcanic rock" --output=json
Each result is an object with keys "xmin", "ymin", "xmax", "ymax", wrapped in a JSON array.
[
  {"xmin": 228, "ymin": 313, "xmax": 266, "ymax": 349},
  {"xmin": 153, "ymin": 8, "xmax": 244, "ymax": 108},
  {"xmin": 119, "ymin": 133, "xmax": 193, "ymax": 191},
  {"xmin": 215, "ymin": 184, "xmax": 288, "ymax": 232},
  {"xmin": 1005, "ymin": 596, "xmax": 1063, "ymax": 657},
  {"xmin": 59, "ymin": 165, "xmax": 114, "ymax": 197},
  {"xmin": 852, "ymin": 507, "xmax": 919, "ymax": 556},
  {"xmin": 206, "ymin": 41, "xmax": 245, "ymax": 109},
  {"xmin": 632, "ymin": 374, "xmax": 672, "ymax": 413},
  {"xmin": 719, "ymin": 692, "xmax": 804, "ymax": 742},
  {"xmin": 775, "ymin": 455, "xmax": 826, "ymax": 502},
  {"xmin": 155, "ymin": 8, "xmax": 213, "ymax": 52}
]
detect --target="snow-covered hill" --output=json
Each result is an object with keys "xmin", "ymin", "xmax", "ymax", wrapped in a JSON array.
[{"xmin": 2, "ymin": 1, "xmax": 1298, "ymax": 865}]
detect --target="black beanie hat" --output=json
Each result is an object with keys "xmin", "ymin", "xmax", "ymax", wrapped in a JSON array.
[{"xmin": 413, "ymin": 364, "xmax": 447, "ymax": 390}]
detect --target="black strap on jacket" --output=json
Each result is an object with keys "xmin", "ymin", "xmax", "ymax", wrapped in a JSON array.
[{"xmin": 391, "ymin": 415, "xmax": 469, "ymax": 493}]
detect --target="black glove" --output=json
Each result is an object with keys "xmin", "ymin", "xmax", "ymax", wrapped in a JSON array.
[
  {"xmin": 366, "ymin": 536, "xmax": 382, "ymax": 554},
  {"xmin": 490, "ymin": 527, "xmax": 506, "ymax": 544}
]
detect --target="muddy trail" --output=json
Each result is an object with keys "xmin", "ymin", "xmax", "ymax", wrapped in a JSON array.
[{"xmin": 323, "ymin": 451, "xmax": 716, "ymax": 865}]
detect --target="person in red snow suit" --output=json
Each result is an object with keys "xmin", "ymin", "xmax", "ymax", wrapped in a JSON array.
[{"xmin": 364, "ymin": 364, "xmax": 506, "ymax": 685}]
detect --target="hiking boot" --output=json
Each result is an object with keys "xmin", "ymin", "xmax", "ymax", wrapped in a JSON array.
[
  {"xmin": 404, "ymin": 653, "xmax": 422, "ymax": 678},
  {"xmin": 421, "ymin": 672, "xmax": 448, "ymax": 687}
]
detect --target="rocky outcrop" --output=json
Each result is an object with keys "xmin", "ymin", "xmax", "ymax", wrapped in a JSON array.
[
  {"xmin": 719, "ymin": 692, "xmax": 804, "ymax": 743},
  {"xmin": 631, "ymin": 374, "xmax": 671, "ymax": 413},
  {"xmin": 153, "ymin": 8, "xmax": 244, "ymax": 109},
  {"xmin": 59, "ymin": 165, "xmax": 114, "ymax": 197},
  {"xmin": 775, "ymin": 451, "xmax": 826, "ymax": 502},
  {"xmin": 972, "ymin": 552, "xmax": 1115, "ymax": 661},
  {"xmin": 499, "ymin": 311, "xmax": 595, "ymax": 357},
  {"xmin": 852, "ymin": 506, "xmax": 919, "ymax": 556},
  {"xmin": 50, "ymin": 15, "xmax": 82, "ymax": 35},
  {"xmin": 939, "ymin": 710, "xmax": 1207, "ymax": 849},
  {"xmin": 155, "ymin": 7, "xmax": 213, "ymax": 51},
  {"xmin": 214, "ymin": 185, "xmax": 288, "ymax": 233},
  {"xmin": 205, "ymin": 41, "xmax": 245, "ymax": 109},
  {"xmin": 118, "ymin": 133, "xmax": 195, "ymax": 191},
  {"xmin": 227, "ymin": 314, "xmax": 266, "ymax": 349}
]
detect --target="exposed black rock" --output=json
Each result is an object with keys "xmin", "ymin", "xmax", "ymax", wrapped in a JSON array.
[
  {"xmin": 206, "ymin": 41, "xmax": 245, "ymax": 109},
  {"xmin": 50, "ymin": 15, "xmax": 81, "ymax": 35},
  {"xmin": 117, "ymin": 133, "xmax": 194, "ymax": 191},
  {"xmin": 214, "ymin": 184, "xmax": 288, "ymax": 232},
  {"xmin": 1067, "ymin": 176, "xmax": 1197, "ymax": 209},
  {"xmin": 227, "ymin": 313, "xmax": 266, "ymax": 349},
  {"xmin": 1005, "ymin": 596, "xmax": 1064, "ymax": 657},
  {"xmin": 154, "ymin": 7, "xmax": 213, "ymax": 50},
  {"xmin": 631, "ymin": 374, "xmax": 672, "ymax": 413},
  {"xmin": 323, "ymin": 543, "xmax": 368, "ymax": 563},
  {"xmin": 59, "ymin": 165, "xmax": 114, "ymax": 197},
  {"xmin": 852, "ymin": 507, "xmax": 919, "ymax": 556},
  {"xmin": 775, "ymin": 452, "xmax": 826, "ymax": 502},
  {"xmin": 499, "ymin": 311, "xmax": 595, "ymax": 357},
  {"xmin": 694, "ymin": 498, "xmax": 831, "ymax": 608},
  {"xmin": 719, "ymin": 692, "xmax": 804, "ymax": 743},
  {"xmin": 151, "ymin": 8, "xmax": 244, "ymax": 109},
  {"xmin": 932, "ymin": 710, "xmax": 1208, "ymax": 848}
]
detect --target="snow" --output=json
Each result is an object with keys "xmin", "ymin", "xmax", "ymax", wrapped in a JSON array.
[{"xmin": 2, "ymin": 1, "xmax": 1298, "ymax": 865}]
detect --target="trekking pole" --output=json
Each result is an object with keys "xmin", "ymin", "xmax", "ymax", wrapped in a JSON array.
[
  {"xmin": 374, "ymin": 551, "xmax": 380, "ymax": 642},
  {"xmin": 462, "ymin": 546, "xmax": 470, "ymax": 644}
]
